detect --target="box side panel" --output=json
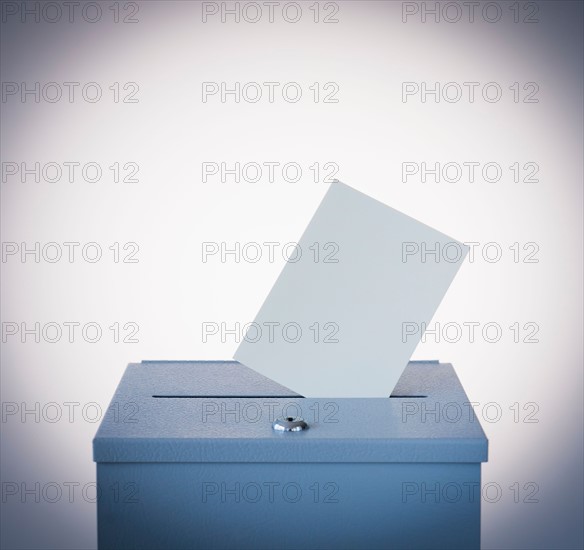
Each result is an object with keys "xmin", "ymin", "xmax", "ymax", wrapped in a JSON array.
[{"xmin": 97, "ymin": 462, "xmax": 480, "ymax": 550}]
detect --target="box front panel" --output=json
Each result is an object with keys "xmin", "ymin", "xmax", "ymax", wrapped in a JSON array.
[{"xmin": 97, "ymin": 462, "xmax": 481, "ymax": 550}]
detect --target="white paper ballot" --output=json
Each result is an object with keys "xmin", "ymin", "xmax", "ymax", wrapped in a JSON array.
[{"xmin": 235, "ymin": 181, "xmax": 468, "ymax": 397}]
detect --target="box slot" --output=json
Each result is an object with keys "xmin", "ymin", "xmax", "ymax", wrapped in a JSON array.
[{"xmin": 151, "ymin": 394, "xmax": 427, "ymax": 398}]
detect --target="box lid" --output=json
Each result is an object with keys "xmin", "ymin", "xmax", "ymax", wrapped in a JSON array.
[{"xmin": 93, "ymin": 360, "xmax": 488, "ymax": 464}]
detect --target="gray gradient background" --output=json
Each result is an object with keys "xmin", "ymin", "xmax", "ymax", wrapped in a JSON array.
[{"xmin": 1, "ymin": 1, "xmax": 582, "ymax": 548}]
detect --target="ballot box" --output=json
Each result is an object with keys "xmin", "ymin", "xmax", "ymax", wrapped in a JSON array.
[{"xmin": 93, "ymin": 359, "xmax": 488, "ymax": 549}]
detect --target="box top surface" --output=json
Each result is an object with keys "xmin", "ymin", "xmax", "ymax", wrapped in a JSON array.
[{"xmin": 93, "ymin": 360, "xmax": 488, "ymax": 464}]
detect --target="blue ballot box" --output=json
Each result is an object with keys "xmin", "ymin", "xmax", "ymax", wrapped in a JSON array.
[{"xmin": 93, "ymin": 360, "xmax": 488, "ymax": 550}]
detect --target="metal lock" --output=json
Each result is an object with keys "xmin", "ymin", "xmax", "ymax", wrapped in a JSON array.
[{"xmin": 272, "ymin": 416, "xmax": 308, "ymax": 432}]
